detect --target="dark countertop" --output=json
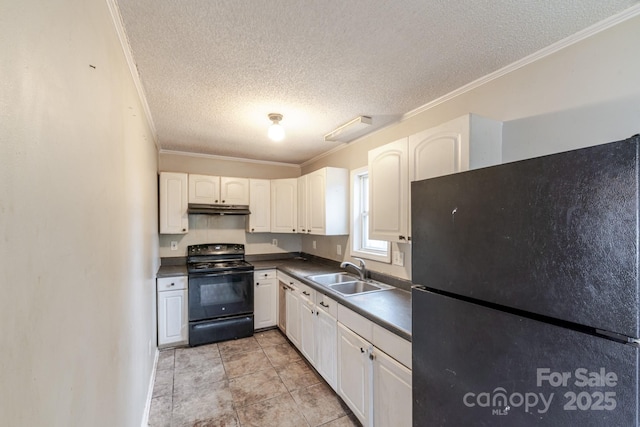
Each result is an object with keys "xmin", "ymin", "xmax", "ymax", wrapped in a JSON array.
[
  {"xmin": 253, "ymin": 258, "xmax": 412, "ymax": 341},
  {"xmin": 158, "ymin": 256, "xmax": 412, "ymax": 341},
  {"xmin": 157, "ymin": 265, "xmax": 188, "ymax": 277}
]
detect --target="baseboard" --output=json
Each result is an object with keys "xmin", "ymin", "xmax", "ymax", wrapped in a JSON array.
[{"xmin": 140, "ymin": 348, "xmax": 159, "ymax": 427}]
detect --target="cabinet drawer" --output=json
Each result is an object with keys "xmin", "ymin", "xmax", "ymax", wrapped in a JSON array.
[
  {"xmin": 298, "ymin": 282, "xmax": 316, "ymax": 302},
  {"xmin": 373, "ymin": 324, "xmax": 412, "ymax": 369},
  {"xmin": 254, "ymin": 269, "xmax": 276, "ymax": 280},
  {"xmin": 338, "ymin": 304, "xmax": 373, "ymax": 342},
  {"xmin": 157, "ymin": 276, "xmax": 187, "ymax": 291},
  {"xmin": 316, "ymin": 294, "xmax": 338, "ymax": 318}
]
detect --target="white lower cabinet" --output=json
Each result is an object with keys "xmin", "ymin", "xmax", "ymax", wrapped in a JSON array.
[
  {"xmin": 157, "ymin": 276, "xmax": 188, "ymax": 347},
  {"xmin": 373, "ymin": 348, "xmax": 412, "ymax": 427},
  {"xmin": 254, "ymin": 270, "xmax": 277, "ymax": 329},
  {"xmin": 315, "ymin": 296, "xmax": 338, "ymax": 390},
  {"xmin": 337, "ymin": 322, "xmax": 372, "ymax": 426},
  {"xmin": 337, "ymin": 305, "xmax": 412, "ymax": 427},
  {"xmin": 285, "ymin": 280, "xmax": 301, "ymax": 348},
  {"xmin": 299, "ymin": 295, "xmax": 316, "ymax": 363}
]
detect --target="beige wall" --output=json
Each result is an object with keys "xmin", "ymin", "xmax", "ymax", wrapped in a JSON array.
[
  {"xmin": 159, "ymin": 151, "xmax": 300, "ymax": 179},
  {"xmin": 301, "ymin": 14, "xmax": 640, "ymax": 280},
  {"xmin": 0, "ymin": 1, "xmax": 159, "ymax": 426}
]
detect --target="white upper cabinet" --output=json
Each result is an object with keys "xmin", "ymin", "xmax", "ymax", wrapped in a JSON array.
[
  {"xmin": 368, "ymin": 138, "xmax": 409, "ymax": 242},
  {"xmin": 247, "ymin": 179, "xmax": 271, "ymax": 233},
  {"xmin": 188, "ymin": 174, "xmax": 220, "ymax": 204},
  {"xmin": 297, "ymin": 175, "xmax": 308, "ymax": 233},
  {"xmin": 302, "ymin": 167, "xmax": 349, "ymax": 236},
  {"xmin": 188, "ymin": 175, "xmax": 249, "ymax": 205},
  {"xmin": 408, "ymin": 113, "xmax": 502, "ymax": 181},
  {"xmin": 220, "ymin": 177, "xmax": 249, "ymax": 205},
  {"xmin": 271, "ymin": 178, "xmax": 298, "ymax": 233},
  {"xmin": 159, "ymin": 172, "xmax": 189, "ymax": 234},
  {"xmin": 369, "ymin": 114, "xmax": 502, "ymax": 243}
]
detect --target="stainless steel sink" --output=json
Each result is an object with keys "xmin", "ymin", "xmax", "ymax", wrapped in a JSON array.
[
  {"xmin": 329, "ymin": 280, "xmax": 393, "ymax": 296},
  {"xmin": 307, "ymin": 272, "xmax": 358, "ymax": 286}
]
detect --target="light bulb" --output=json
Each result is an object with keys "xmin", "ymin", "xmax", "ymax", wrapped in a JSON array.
[
  {"xmin": 267, "ymin": 113, "xmax": 285, "ymax": 141},
  {"xmin": 268, "ymin": 123, "xmax": 285, "ymax": 141}
]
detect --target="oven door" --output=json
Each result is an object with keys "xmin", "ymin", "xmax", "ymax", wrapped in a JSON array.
[{"xmin": 188, "ymin": 270, "xmax": 254, "ymax": 322}]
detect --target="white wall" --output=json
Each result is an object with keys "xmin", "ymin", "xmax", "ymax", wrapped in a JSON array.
[
  {"xmin": 302, "ymin": 12, "xmax": 640, "ymax": 281},
  {"xmin": 0, "ymin": 1, "xmax": 159, "ymax": 426}
]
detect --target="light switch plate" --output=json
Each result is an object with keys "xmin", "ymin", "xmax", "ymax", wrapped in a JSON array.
[
  {"xmin": 272, "ymin": 239, "xmax": 278, "ymax": 246},
  {"xmin": 313, "ymin": 240, "xmax": 317, "ymax": 249},
  {"xmin": 170, "ymin": 241, "xmax": 178, "ymax": 251},
  {"xmin": 393, "ymin": 251, "xmax": 404, "ymax": 266},
  {"xmin": 337, "ymin": 244, "xmax": 342, "ymax": 255}
]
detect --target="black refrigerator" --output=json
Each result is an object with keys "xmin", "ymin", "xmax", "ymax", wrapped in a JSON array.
[{"xmin": 411, "ymin": 135, "xmax": 639, "ymax": 426}]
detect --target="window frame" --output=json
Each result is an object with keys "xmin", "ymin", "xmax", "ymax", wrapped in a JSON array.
[{"xmin": 350, "ymin": 166, "xmax": 391, "ymax": 263}]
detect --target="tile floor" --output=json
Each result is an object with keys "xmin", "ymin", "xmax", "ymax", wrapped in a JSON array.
[{"xmin": 148, "ymin": 329, "xmax": 361, "ymax": 427}]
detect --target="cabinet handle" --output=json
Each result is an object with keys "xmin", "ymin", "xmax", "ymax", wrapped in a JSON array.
[
  {"xmin": 222, "ymin": 200, "xmax": 225, "ymax": 203},
  {"xmin": 215, "ymin": 200, "xmax": 218, "ymax": 203},
  {"xmin": 302, "ymin": 291, "xmax": 310, "ymax": 296},
  {"xmin": 399, "ymin": 235, "xmax": 406, "ymax": 240},
  {"xmin": 292, "ymin": 229, "xmax": 296, "ymax": 232},
  {"xmin": 369, "ymin": 352, "xmax": 376, "ymax": 361},
  {"xmin": 407, "ymin": 236, "xmax": 411, "ymax": 241},
  {"xmin": 169, "ymin": 283, "xmax": 175, "ymax": 287},
  {"xmin": 251, "ymin": 228, "xmax": 255, "ymax": 232},
  {"xmin": 182, "ymin": 228, "xmax": 186, "ymax": 232},
  {"xmin": 319, "ymin": 301, "xmax": 329, "ymax": 308},
  {"xmin": 316, "ymin": 311, "xmax": 319, "ymax": 316},
  {"xmin": 256, "ymin": 282, "xmax": 260, "ymax": 286},
  {"xmin": 360, "ymin": 348, "xmax": 365, "ymax": 353}
]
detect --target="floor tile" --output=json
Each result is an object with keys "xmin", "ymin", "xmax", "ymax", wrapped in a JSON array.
[
  {"xmin": 172, "ymin": 381, "xmax": 235, "ymax": 427},
  {"xmin": 228, "ymin": 367, "xmax": 289, "ymax": 407},
  {"xmin": 262, "ymin": 342, "xmax": 302, "ymax": 367},
  {"xmin": 221, "ymin": 348, "xmax": 271, "ymax": 379},
  {"xmin": 236, "ymin": 393, "xmax": 309, "ymax": 427},
  {"xmin": 218, "ymin": 336, "xmax": 261, "ymax": 357},
  {"xmin": 276, "ymin": 359, "xmax": 322, "ymax": 392},
  {"xmin": 173, "ymin": 359, "xmax": 226, "ymax": 396},
  {"xmin": 254, "ymin": 329, "xmax": 288, "ymax": 348},
  {"xmin": 291, "ymin": 382, "xmax": 350, "ymax": 427},
  {"xmin": 152, "ymin": 367, "xmax": 174, "ymax": 398},
  {"xmin": 318, "ymin": 413, "xmax": 361, "ymax": 427},
  {"xmin": 157, "ymin": 349, "xmax": 175, "ymax": 371},
  {"xmin": 148, "ymin": 394, "xmax": 172, "ymax": 427},
  {"xmin": 175, "ymin": 350, "xmax": 222, "ymax": 374}
]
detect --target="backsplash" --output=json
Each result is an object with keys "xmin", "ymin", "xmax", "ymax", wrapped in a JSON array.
[{"xmin": 158, "ymin": 214, "xmax": 302, "ymax": 258}]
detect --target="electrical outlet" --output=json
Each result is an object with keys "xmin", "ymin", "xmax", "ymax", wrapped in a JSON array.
[
  {"xmin": 313, "ymin": 240, "xmax": 317, "ymax": 249},
  {"xmin": 272, "ymin": 239, "xmax": 278, "ymax": 246},
  {"xmin": 393, "ymin": 251, "xmax": 405, "ymax": 266},
  {"xmin": 337, "ymin": 244, "xmax": 342, "ymax": 255},
  {"xmin": 170, "ymin": 241, "xmax": 178, "ymax": 251}
]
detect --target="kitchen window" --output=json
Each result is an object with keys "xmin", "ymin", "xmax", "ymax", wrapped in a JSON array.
[{"xmin": 350, "ymin": 167, "xmax": 390, "ymax": 262}]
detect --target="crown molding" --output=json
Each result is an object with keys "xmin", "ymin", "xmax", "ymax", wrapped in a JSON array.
[
  {"xmin": 159, "ymin": 149, "xmax": 301, "ymax": 169},
  {"xmin": 401, "ymin": 4, "xmax": 640, "ymax": 121},
  {"xmin": 106, "ymin": 0, "xmax": 159, "ymax": 150}
]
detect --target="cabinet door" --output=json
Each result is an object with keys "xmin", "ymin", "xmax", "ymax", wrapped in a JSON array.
[
  {"xmin": 307, "ymin": 169, "xmax": 326, "ymax": 235},
  {"xmin": 373, "ymin": 348, "xmax": 412, "ymax": 427},
  {"xmin": 316, "ymin": 308, "xmax": 338, "ymax": 390},
  {"xmin": 159, "ymin": 172, "xmax": 188, "ymax": 234},
  {"xmin": 337, "ymin": 322, "xmax": 371, "ymax": 426},
  {"xmin": 247, "ymin": 179, "xmax": 271, "ymax": 232},
  {"xmin": 297, "ymin": 175, "xmax": 308, "ymax": 233},
  {"xmin": 368, "ymin": 138, "xmax": 409, "ymax": 242},
  {"xmin": 158, "ymin": 289, "xmax": 188, "ymax": 346},
  {"xmin": 188, "ymin": 174, "xmax": 220, "ymax": 204},
  {"xmin": 299, "ymin": 297, "xmax": 316, "ymax": 364},
  {"xmin": 254, "ymin": 278, "xmax": 277, "ymax": 329},
  {"xmin": 285, "ymin": 285, "xmax": 301, "ymax": 348},
  {"xmin": 271, "ymin": 178, "xmax": 298, "ymax": 233},
  {"xmin": 220, "ymin": 177, "xmax": 249, "ymax": 205}
]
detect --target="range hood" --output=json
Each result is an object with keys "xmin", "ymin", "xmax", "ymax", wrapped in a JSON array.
[{"xmin": 188, "ymin": 203, "xmax": 251, "ymax": 215}]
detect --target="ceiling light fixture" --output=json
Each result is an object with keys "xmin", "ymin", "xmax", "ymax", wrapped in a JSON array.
[
  {"xmin": 324, "ymin": 116, "xmax": 373, "ymax": 142},
  {"xmin": 267, "ymin": 113, "xmax": 285, "ymax": 142}
]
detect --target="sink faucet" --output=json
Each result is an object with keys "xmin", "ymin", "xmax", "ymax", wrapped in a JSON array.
[{"xmin": 340, "ymin": 257, "xmax": 367, "ymax": 281}]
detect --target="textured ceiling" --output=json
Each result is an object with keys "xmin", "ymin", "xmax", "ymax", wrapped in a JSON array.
[{"xmin": 116, "ymin": 0, "xmax": 637, "ymax": 164}]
